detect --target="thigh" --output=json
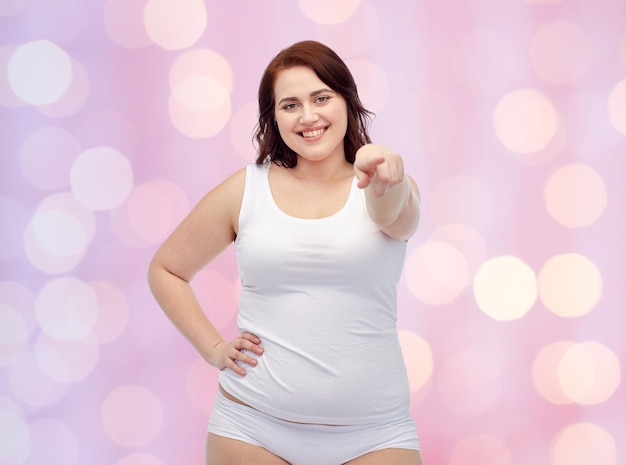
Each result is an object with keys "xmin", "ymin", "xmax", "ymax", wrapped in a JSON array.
[
  {"xmin": 205, "ymin": 433, "xmax": 291, "ymax": 465},
  {"xmin": 344, "ymin": 448, "xmax": 423, "ymax": 465}
]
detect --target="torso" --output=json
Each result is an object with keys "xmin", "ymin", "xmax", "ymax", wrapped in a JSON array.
[
  {"xmin": 225, "ymin": 161, "xmax": 356, "ymax": 422},
  {"xmin": 219, "ymin": 162, "xmax": 410, "ymax": 425}
]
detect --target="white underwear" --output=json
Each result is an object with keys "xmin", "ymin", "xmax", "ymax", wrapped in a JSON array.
[{"xmin": 207, "ymin": 391, "xmax": 420, "ymax": 465}]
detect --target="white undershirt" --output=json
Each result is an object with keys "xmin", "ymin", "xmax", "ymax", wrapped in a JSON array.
[{"xmin": 219, "ymin": 163, "xmax": 410, "ymax": 425}]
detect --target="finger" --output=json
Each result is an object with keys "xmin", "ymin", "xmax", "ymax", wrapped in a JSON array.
[
  {"xmin": 227, "ymin": 348, "xmax": 256, "ymax": 375},
  {"xmin": 240, "ymin": 332, "xmax": 262, "ymax": 345},
  {"xmin": 355, "ymin": 171, "xmax": 373, "ymax": 189},
  {"xmin": 231, "ymin": 338, "xmax": 261, "ymax": 367},
  {"xmin": 355, "ymin": 155, "xmax": 385, "ymax": 173},
  {"xmin": 225, "ymin": 357, "xmax": 247, "ymax": 376},
  {"xmin": 239, "ymin": 333, "xmax": 264, "ymax": 355}
]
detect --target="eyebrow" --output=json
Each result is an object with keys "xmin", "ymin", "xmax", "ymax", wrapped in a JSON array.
[{"xmin": 277, "ymin": 88, "xmax": 335, "ymax": 106}]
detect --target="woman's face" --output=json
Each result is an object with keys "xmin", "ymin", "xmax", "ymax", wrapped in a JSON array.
[{"xmin": 273, "ymin": 66, "xmax": 348, "ymax": 164}]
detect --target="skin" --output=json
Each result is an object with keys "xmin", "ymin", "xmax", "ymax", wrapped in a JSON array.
[{"xmin": 148, "ymin": 65, "xmax": 422, "ymax": 465}]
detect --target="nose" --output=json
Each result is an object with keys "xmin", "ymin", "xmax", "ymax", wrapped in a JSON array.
[{"xmin": 299, "ymin": 104, "xmax": 319, "ymax": 125}]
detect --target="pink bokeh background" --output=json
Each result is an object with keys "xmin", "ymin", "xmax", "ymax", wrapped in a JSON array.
[{"xmin": 1, "ymin": 1, "xmax": 625, "ymax": 464}]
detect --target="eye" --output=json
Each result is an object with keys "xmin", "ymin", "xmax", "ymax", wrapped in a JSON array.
[
  {"xmin": 315, "ymin": 96, "xmax": 330, "ymax": 104},
  {"xmin": 282, "ymin": 103, "xmax": 298, "ymax": 111}
]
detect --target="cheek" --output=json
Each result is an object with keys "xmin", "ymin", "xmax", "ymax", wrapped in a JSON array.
[{"xmin": 275, "ymin": 117, "xmax": 294, "ymax": 138}]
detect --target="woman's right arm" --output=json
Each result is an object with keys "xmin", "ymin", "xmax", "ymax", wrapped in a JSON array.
[{"xmin": 147, "ymin": 168, "xmax": 263, "ymax": 376}]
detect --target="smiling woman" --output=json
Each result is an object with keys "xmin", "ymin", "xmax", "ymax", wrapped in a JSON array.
[{"xmin": 148, "ymin": 40, "xmax": 422, "ymax": 465}]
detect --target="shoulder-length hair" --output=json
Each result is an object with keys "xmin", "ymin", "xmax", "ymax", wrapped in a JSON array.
[{"xmin": 254, "ymin": 40, "xmax": 373, "ymax": 167}]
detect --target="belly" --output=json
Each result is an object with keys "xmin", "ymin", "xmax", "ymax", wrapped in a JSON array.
[{"xmin": 218, "ymin": 328, "xmax": 411, "ymax": 425}]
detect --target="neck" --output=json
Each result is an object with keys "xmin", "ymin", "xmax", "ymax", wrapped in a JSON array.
[{"xmin": 290, "ymin": 154, "xmax": 353, "ymax": 183}]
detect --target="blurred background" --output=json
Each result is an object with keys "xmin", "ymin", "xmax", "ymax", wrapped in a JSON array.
[{"xmin": 1, "ymin": 0, "xmax": 625, "ymax": 464}]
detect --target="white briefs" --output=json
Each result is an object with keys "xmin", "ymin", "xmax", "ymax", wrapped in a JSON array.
[{"xmin": 207, "ymin": 391, "xmax": 420, "ymax": 465}]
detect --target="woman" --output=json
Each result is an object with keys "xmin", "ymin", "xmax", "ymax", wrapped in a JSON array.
[{"xmin": 148, "ymin": 40, "xmax": 423, "ymax": 465}]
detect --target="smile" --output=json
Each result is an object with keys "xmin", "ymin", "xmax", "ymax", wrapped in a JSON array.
[{"xmin": 299, "ymin": 128, "xmax": 326, "ymax": 139}]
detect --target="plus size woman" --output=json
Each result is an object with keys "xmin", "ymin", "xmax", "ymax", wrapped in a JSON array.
[{"xmin": 148, "ymin": 40, "xmax": 423, "ymax": 465}]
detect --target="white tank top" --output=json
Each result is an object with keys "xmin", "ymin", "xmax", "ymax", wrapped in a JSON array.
[{"xmin": 219, "ymin": 163, "xmax": 410, "ymax": 425}]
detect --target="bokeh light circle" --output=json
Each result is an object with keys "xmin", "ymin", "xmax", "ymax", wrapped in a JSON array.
[
  {"xmin": 167, "ymin": 48, "xmax": 233, "ymax": 137},
  {"xmin": 427, "ymin": 223, "xmax": 487, "ymax": 274},
  {"xmin": 298, "ymin": 0, "xmax": 362, "ymax": 24},
  {"xmin": 169, "ymin": 49, "xmax": 233, "ymax": 93},
  {"xmin": 532, "ymin": 340, "xmax": 620, "ymax": 405},
  {"xmin": 24, "ymin": 193, "xmax": 96, "ymax": 274},
  {"xmin": 533, "ymin": 340, "xmax": 576, "ymax": 404},
  {"xmin": 70, "ymin": 146, "xmax": 134, "ymax": 211},
  {"xmin": 36, "ymin": 277, "xmax": 98, "ymax": 341},
  {"xmin": 8, "ymin": 40, "xmax": 72, "ymax": 105},
  {"xmin": 404, "ymin": 241, "xmax": 470, "ymax": 305},
  {"xmin": 544, "ymin": 163, "xmax": 607, "ymax": 228},
  {"xmin": 101, "ymin": 384, "xmax": 164, "ymax": 447},
  {"xmin": 32, "ymin": 210, "xmax": 88, "ymax": 256},
  {"xmin": 0, "ymin": 196, "xmax": 29, "ymax": 261},
  {"xmin": 399, "ymin": 330, "xmax": 433, "ymax": 395},
  {"xmin": 473, "ymin": 256, "xmax": 537, "ymax": 321},
  {"xmin": 115, "ymin": 179, "xmax": 190, "ymax": 246},
  {"xmin": 551, "ymin": 422, "xmax": 616, "ymax": 465},
  {"xmin": 530, "ymin": 21, "xmax": 593, "ymax": 85},
  {"xmin": 143, "ymin": 0, "xmax": 207, "ymax": 50},
  {"xmin": 8, "ymin": 348, "xmax": 70, "ymax": 408},
  {"xmin": 35, "ymin": 332, "xmax": 99, "ymax": 383},
  {"xmin": 103, "ymin": 0, "xmax": 153, "ymax": 49},
  {"xmin": 172, "ymin": 75, "xmax": 228, "ymax": 112},
  {"xmin": 25, "ymin": 418, "xmax": 79, "ymax": 465},
  {"xmin": 20, "ymin": 126, "xmax": 80, "ymax": 191},
  {"xmin": 538, "ymin": 253, "xmax": 602, "ymax": 318},
  {"xmin": 0, "ymin": 45, "xmax": 26, "ymax": 108},
  {"xmin": 494, "ymin": 89, "xmax": 558, "ymax": 153},
  {"xmin": 608, "ymin": 78, "xmax": 626, "ymax": 136},
  {"xmin": 315, "ymin": 2, "xmax": 379, "ymax": 57},
  {"xmin": 0, "ymin": 408, "xmax": 30, "ymax": 460},
  {"xmin": 558, "ymin": 341, "xmax": 620, "ymax": 405},
  {"xmin": 37, "ymin": 58, "xmax": 90, "ymax": 118},
  {"xmin": 169, "ymin": 79, "xmax": 231, "ymax": 139},
  {"xmin": 0, "ymin": 281, "xmax": 37, "ymax": 333}
]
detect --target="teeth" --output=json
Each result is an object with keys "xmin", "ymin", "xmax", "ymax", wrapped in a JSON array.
[{"xmin": 301, "ymin": 129, "xmax": 324, "ymax": 138}]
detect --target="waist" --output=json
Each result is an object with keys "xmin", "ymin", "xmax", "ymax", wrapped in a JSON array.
[{"xmin": 218, "ymin": 334, "xmax": 410, "ymax": 425}]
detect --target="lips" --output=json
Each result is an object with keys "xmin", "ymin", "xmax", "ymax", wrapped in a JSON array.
[{"xmin": 299, "ymin": 127, "xmax": 326, "ymax": 139}]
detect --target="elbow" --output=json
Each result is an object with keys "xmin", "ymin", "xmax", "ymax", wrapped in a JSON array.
[{"xmin": 147, "ymin": 255, "xmax": 163, "ymax": 295}]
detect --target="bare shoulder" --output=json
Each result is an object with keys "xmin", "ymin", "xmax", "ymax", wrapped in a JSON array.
[{"xmin": 194, "ymin": 166, "xmax": 247, "ymax": 234}]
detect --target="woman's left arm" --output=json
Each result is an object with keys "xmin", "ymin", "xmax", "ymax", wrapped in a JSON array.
[{"xmin": 354, "ymin": 143, "xmax": 421, "ymax": 241}]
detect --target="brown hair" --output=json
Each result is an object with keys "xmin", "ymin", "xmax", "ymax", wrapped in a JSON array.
[{"xmin": 254, "ymin": 40, "xmax": 373, "ymax": 167}]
